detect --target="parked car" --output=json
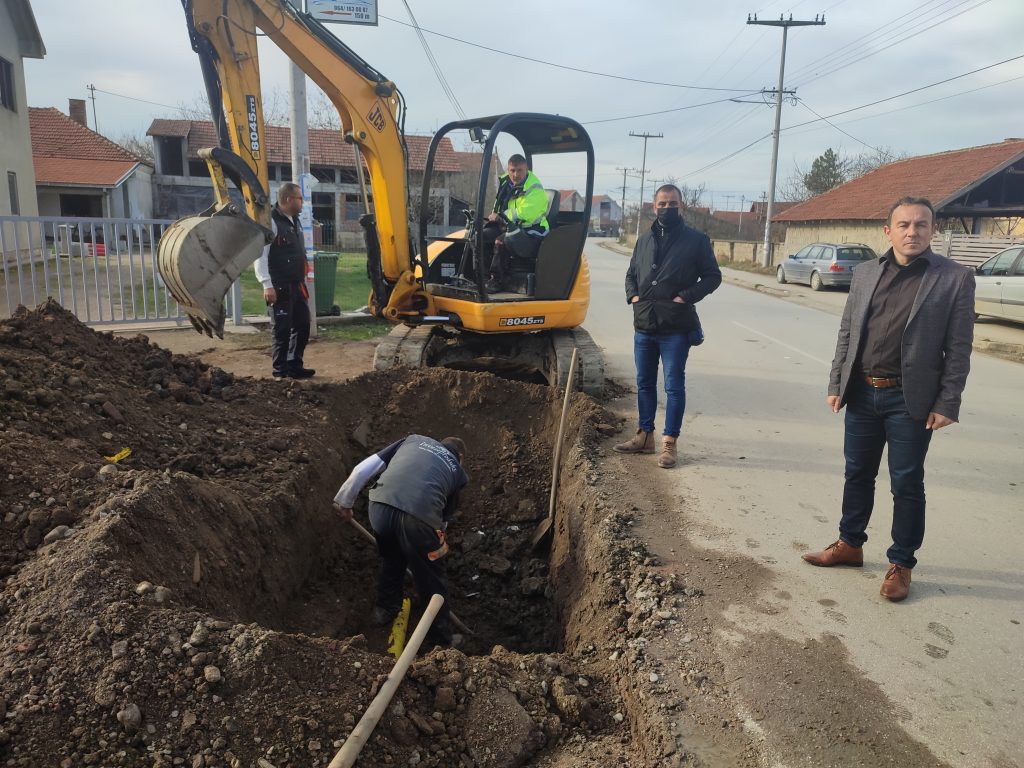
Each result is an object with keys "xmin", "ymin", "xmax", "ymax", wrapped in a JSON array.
[
  {"xmin": 776, "ymin": 242, "xmax": 878, "ymax": 290},
  {"xmin": 974, "ymin": 245, "xmax": 1024, "ymax": 324}
]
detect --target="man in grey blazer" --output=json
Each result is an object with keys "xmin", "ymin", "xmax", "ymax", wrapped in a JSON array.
[{"xmin": 802, "ymin": 197, "xmax": 975, "ymax": 602}]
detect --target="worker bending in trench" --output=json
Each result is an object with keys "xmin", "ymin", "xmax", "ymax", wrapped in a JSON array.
[{"xmin": 333, "ymin": 435, "xmax": 468, "ymax": 648}]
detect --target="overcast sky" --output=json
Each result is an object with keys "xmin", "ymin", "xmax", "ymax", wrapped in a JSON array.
[{"xmin": 24, "ymin": 0, "xmax": 1024, "ymax": 211}]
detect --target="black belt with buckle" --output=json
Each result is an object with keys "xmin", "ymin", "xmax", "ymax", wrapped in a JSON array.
[{"xmin": 863, "ymin": 374, "xmax": 901, "ymax": 389}]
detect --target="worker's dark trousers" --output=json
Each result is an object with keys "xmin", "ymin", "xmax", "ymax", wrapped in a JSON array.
[
  {"xmin": 269, "ymin": 282, "xmax": 310, "ymax": 376},
  {"xmin": 367, "ymin": 501, "xmax": 452, "ymax": 646}
]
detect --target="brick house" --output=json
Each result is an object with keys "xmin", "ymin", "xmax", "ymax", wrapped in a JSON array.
[
  {"xmin": 30, "ymin": 102, "xmax": 153, "ymax": 218},
  {"xmin": 773, "ymin": 139, "xmax": 1024, "ymax": 257},
  {"xmin": 146, "ymin": 119, "xmax": 462, "ymax": 242}
]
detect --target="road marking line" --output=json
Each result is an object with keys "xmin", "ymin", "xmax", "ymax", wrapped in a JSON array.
[{"xmin": 732, "ymin": 321, "xmax": 831, "ymax": 368}]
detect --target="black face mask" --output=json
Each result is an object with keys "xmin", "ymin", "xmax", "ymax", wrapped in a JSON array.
[{"xmin": 656, "ymin": 207, "xmax": 681, "ymax": 228}]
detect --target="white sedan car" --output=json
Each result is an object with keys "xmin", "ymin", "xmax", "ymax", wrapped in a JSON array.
[{"xmin": 975, "ymin": 246, "xmax": 1024, "ymax": 324}]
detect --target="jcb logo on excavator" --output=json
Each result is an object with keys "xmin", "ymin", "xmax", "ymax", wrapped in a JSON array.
[
  {"xmin": 499, "ymin": 316, "xmax": 546, "ymax": 327},
  {"xmin": 246, "ymin": 96, "xmax": 261, "ymax": 159},
  {"xmin": 366, "ymin": 102, "xmax": 386, "ymax": 133}
]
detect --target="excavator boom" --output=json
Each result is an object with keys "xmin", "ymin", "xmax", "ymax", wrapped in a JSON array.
[{"xmin": 159, "ymin": 0, "xmax": 420, "ymax": 336}]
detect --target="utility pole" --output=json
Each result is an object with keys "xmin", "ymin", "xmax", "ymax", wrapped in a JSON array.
[
  {"xmin": 738, "ymin": 194, "xmax": 745, "ymax": 237},
  {"xmin": 722, "ymin": 193, "xmax": 734, "ymax": 214},
  {"xmin": 629, "ymin": 131, "xmax": 662, "ymax": 236},
  {"xmin": 290, "ymin": 61, "xmax": 317, "ymax": 338},
  {"xmin": 616, "ymin": 167, "xmax": 639, "ymax": 231},
  {"xmin": 747, "ymin": 13, "xmax": 825, "ymax": 266},
  {"xmin": 86, "ymin": 84, "xmax": 99, "ymax": 133}
]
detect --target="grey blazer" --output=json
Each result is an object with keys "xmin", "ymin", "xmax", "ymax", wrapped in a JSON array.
[{"xmin": 828, "ymin": 249, "xmax": 975, "ymax": 421}]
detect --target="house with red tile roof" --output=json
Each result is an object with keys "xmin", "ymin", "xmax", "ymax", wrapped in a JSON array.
[
  {"xmin": 146, "ymin": 119, "xmax": 463, "ymax": 242},
  {"xmin": 773, "ymin": 139, "xmax": 1024, "ymax": 257},
  {"xmin": 29, "ymin": 103, "xmax": 152, "ymax": 218},
  {"xmin": 557, "ymin": 189, "xmax": 585, "ymax": 213},
  {"xmin": 1, "ymin": 0, "xmax": 45, "ymax": 217}
]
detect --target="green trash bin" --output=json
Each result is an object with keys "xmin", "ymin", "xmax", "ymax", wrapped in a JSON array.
[{"xmin": 313, "ymin": 252, "xmax": 339, "ymax": 316}]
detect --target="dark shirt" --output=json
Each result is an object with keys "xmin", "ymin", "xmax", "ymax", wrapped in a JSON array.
[
  {"xmin": 368, "ymin": 435, "xmax": 468, "ymax": 530},
  {"xmin": 858, "ymin": 252, "xmax": 929, "ymax": 377}
]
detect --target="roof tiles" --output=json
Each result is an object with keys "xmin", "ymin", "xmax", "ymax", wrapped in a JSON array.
[
  {"xmin": 147, "ymin": 119, "xmax": 462, "ymax": 172},
  {"xmin": 28, "ymin": 107, "xmax": 143, "ymax": 187},
  {"xmin": 774, "ymin": 139, "xmax": 1024, "ymax": 222}
]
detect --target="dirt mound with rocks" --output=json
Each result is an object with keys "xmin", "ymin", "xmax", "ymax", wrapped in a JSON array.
[{"xmin": 0, "ymin": 302, "xmax": 692, "ymax": 767}]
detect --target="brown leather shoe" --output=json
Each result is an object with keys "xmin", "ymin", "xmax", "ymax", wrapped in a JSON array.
[
  {"xmin": 880, "ymin": 563, "xmax": 912, "ymax": 601},
  {"xmin": 657, "ymin": 436, "xmax": 677, "ymax": 468},
  {"xmin": 613, "ymin": 429, "xmax": 655, "ymax": 454},
  {"xmin": 801, "ymin": 539, "xmax": 864, "ymax": 567}
]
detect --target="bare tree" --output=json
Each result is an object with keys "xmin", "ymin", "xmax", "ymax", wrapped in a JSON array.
[
  {"xmin": 170, "ymin": 87, "xmax": 289, "ymax": 126},
  {"xmin": 112, "ymin": 132, "xmax": 155, "ymax": 165},
  {"xmin": 780, "ymin": 146, "xmax": 906, "ymax": 202},
  {"xmin": 308, "ymin": 88, "xmax": 341, "ymax": 130}
]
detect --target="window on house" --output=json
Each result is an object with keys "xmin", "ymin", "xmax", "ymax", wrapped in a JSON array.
[
  {"xmin": 278, "ymin": 165, "xmax": 293, "ymax": 182},
  {"xmin": 7, "ymin": 172, "xmax": 19, "ymax": 214},
  {"xmin": 311, "ymin": 166, "xmax": 336, "ymax": 183},
  {"xmin": 156, "ymin": 137, "xmax": 184, "ymax": 176},
  {"xmin": 0, "ymin": 58, "xmax": 15, "ymax": 111}
]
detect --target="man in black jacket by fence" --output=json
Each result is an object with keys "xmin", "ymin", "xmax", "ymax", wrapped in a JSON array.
[
  {"xmin": 254, "ymin": 182, "xmax": 315, "ymax": 379},
  {"xmin": 614, "ymin": 184, "xmax": 722, "ymax": 468}
]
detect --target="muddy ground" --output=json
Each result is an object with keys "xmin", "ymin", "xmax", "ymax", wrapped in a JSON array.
[{"xmin": 0, "ymin": 305, "xmax": 953, "ymax": 767}]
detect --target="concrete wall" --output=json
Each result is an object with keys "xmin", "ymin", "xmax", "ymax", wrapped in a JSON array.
[
  {"xmin": 0, "ymin": 9, "xmax": 39, "ymax": 216},
  {"xmin": 780, "ymin": 221, "xmax": 888, "ymax": 258}
]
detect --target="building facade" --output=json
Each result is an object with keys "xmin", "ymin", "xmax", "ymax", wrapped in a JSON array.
[{"xmin": 0, "ymin": 0, "xmax": 45, "ymax": 217}]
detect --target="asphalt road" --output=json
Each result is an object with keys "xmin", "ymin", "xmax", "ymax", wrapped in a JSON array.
[{"xmin": 583, "ymin": 238, "xmax": 1023, "ymax": 768}]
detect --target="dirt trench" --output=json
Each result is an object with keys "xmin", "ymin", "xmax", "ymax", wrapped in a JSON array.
[{"xmin": 0, "ymin": 302, "xmax": 688, "ymax": 767}]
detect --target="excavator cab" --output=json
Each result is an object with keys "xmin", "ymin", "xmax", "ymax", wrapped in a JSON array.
[{"xmin": 418, "ymin": 114, "xmax": 594, "ymax": 305}]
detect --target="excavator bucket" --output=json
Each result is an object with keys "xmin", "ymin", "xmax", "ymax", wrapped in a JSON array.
[{"xmin": 157, "ymin": 210, "xmax": 271, "ymax": 338}]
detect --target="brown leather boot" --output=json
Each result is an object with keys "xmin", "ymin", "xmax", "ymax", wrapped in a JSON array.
[
  {"xmin": 657, "ymin": 436, "xmax": 677, "ymax": 468},
  {"xmin": 801, "ymin": 539, "xmax": 864, "ymax": 567},
  {"xmin": 880, "ymin": 564, "xmax": 912, "ymax": 601},
  {"xmin": 613, "ymin": 429, "xmax": 655, "ymax": 454}
]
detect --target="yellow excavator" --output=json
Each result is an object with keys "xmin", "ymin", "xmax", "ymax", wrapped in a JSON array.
[{"xmin": 158, "ymin": 0, "xmax": 603, "ymax": 392}]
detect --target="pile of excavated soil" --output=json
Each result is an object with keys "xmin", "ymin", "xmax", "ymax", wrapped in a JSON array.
[{"xmin": 0, "ymin": 302, "xmax": 694, "ymax": 767}]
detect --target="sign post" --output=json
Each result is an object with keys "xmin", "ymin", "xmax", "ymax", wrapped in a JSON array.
[{"xmin": 299, "ymin": 172, "xmax": 318, "ymax": 338}]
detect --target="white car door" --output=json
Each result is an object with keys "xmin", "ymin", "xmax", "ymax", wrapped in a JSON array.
[
  {"xmin": 1004, "ymin": 250, "xmax": 1024, "ymax": 322},
  {"xmin": 975, "ymin": 248, "xmax": 1020, "ymax": 318}
]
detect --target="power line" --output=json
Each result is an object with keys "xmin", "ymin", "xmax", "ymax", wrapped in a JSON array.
[
  {"xmin": 787, "ymin": 71, "xmax": 1024, "ymax": 135},
  {"xmin": 791, "ymin": 0, "xmax": 995, "ymax": 88},
  {"xmin": 581, "ymin": 92, "xmax": 763, "ymax": 126},
  {"xmin": 378, "ymin": 13, "xmax": 758, "ymax": 92},
  {"xmin": 782, "ymin": 51, "xmax": 1024, "ymax": 132},
  {"xmin": 397, "ymin": 0, "xmax": 465, "ymax": 119},
  {"xmin": 786, "ymin": 0, "xmax": 955, "ymax": 81},
  {"xmin": 90, "ymin": 87, "xmax": 182, "ymax": 112},
  {"xmin": 796, "ymin": 100, "xmax": 885, "ymax": 154}
]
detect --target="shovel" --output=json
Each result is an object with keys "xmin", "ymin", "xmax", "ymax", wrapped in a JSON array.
[
  {"xmin": 530, "ymin": 347, "xmax": 578, "ymax": 549},
  {"xmin": 347, "ymin": 517, "xmax": 473, "ymax": 636}
]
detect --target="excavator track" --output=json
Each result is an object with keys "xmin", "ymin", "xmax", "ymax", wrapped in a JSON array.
[{"xmin": 373, "ymin": 325, "xmax": 605, "ymax": 396}]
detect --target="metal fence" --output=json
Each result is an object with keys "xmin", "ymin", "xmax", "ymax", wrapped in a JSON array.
[{"xmin": 0, "ymin": 215, "xmax": 241, "ymax": 327}]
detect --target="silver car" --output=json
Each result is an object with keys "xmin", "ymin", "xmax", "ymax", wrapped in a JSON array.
[
  {"xmin": 776, "ymin": 242, "xmax": 878, "ymax": 291},
  {"xmin": 975, "ymin": 245, "xmax": 1024, "ymax": 324}
]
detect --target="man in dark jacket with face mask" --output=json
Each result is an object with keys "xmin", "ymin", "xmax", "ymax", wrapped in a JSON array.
[{"xmin": 614, "ymin": 184, "xmax": 721, "ymax": 468}]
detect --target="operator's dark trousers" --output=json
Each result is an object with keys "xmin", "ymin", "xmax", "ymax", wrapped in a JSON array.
[
  {"xmin": 269, "ymin": 282, "xmax": 310, "ymax": 377},
  {"xmin": 839, "ymin": 376, "xmax": 933, "ymax": 569},
  {"xmin": 368, "ymin": 501, "xmax": 452, "ymax": 646}
]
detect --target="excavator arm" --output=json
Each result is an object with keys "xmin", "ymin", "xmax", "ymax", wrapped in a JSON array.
[{"xmin": 159, "ymin": 0, "xmax": 428, "ymax": 337}]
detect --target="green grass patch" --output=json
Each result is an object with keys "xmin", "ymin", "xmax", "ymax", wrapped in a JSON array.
[
  {"xmin": 240, "ymin": 251, "xmax": 372, "ymax": 316},
  {"xmin": 316, "ymin": 320, "xmax": 391, "ymax": 342}
]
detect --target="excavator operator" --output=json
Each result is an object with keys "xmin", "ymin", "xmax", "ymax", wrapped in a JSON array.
[{"xmin": 483, "ymin": 154, "xmax": 550, "ymax": 293}]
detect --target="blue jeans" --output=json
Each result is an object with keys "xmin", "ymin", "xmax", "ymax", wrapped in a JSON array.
[
  {"xmin": 634, "ymin": 331, "xmax": 691, "ymax": 438},
  {"xmin": 840, "ymin": 377, "xmax": 933, "ymax": 568}
]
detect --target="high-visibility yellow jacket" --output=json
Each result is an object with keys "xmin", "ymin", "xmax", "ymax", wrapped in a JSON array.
[{"xmin": 493, "ymin": 170, "xmax": 549, "ymax": 234}]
